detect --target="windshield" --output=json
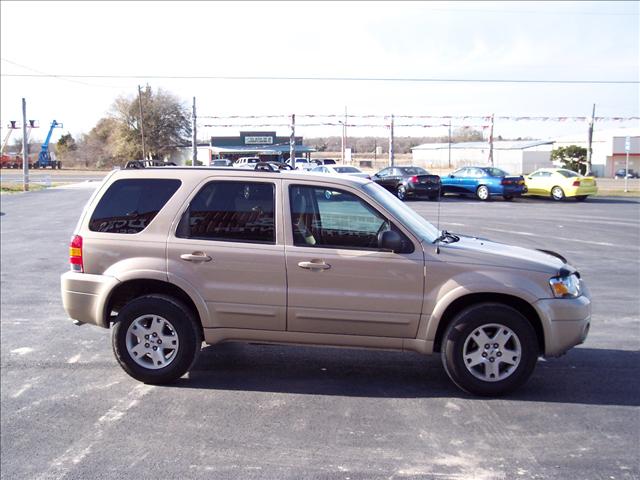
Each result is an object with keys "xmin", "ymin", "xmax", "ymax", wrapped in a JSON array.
[
  {"xmin": 483, "ymin": 167, "xmax": 508, "ymax": 177},
  {"xmin": 335, "ymin": 166, "xmax": 360, "ymax": 173},
  {"xmin": 362, "ymin": 182, "xmax": 439, "ymax": 243}
]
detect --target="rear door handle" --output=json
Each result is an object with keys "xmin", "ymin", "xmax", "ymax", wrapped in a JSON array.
[
  {"xmin": 180, "ymin": 252, "xmax": 212, "ymax": 263},
  {"xmin": 298, "ymin": 260, "xmax": 331, "ymax": 270}
]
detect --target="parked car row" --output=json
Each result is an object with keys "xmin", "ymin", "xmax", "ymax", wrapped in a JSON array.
[
  {"xmin": 372, "ymin": 166, "xmax": 597, "ymax": 202},
  {"xmin": 207, "ymin": 158, "xmax": 598, "ymax": 202}
]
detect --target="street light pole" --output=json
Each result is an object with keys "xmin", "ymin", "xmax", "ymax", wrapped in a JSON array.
[
  {"xmin": 448, "ymin": 120, "xmax": 452, "ymax": 169},
  {"xmin": 138, "ymin": 85, "xmax": 147, "ymax": 161},
  {"xmin": 22, "ymin": 98, "xmax": 29, "ymax": 192}
]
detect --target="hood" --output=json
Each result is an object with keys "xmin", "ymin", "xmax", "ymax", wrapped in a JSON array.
[{"xmin": 431, "ymin": 235, "xmax": 568, "ymax": 274}]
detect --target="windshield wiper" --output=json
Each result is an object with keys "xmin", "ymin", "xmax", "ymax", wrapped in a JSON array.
[{"xmin": 433, "ymin": 230, "xmax": 460, "ymax": 245}]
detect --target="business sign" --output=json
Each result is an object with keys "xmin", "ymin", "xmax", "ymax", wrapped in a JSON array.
[
  {"xmin": 625, "ymin": 136, "xmax": 631, "ymax": 153},
  {"xmin": 245, "ymin": 136, "xmax": 273, "ymax": 145}
]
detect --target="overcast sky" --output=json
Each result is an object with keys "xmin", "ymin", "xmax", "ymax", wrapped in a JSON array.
[{"xmin": 1, "ymin": 0, "xmax": 638, "ymax": 144}]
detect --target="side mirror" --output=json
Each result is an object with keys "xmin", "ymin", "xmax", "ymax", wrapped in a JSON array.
[
  {"xmin": 378, "ymin": 230, "xmax": 403, "ymax": 252},
  {"xmin": 449, "ymin": 174, "xmax": 455, "ymax": 178}
]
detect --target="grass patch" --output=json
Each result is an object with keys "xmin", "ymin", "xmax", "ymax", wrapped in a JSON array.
[
  {"xmin": 595, "ymin": 190, "xmax": 640, "ymax": 197},
  {"xmin": 0, "ymin": 182, "xmax": 58, "ymax": 194}
]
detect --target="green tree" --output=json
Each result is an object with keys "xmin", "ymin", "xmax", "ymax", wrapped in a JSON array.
[
  {"xmin": 55, "ymin": 133, "xmax": 77, "ymax": 160},
  {"xmin": 550, "ymin": 145, "xmax": 587, "ymax": 174},
  {"xmin": 110, "ymin": 86, "xmax": 191, "ymax": 161}
]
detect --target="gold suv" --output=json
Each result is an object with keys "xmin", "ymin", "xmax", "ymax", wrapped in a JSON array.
[{"xmin": 61, "ymin": 167, "xmax": 591, "ymax": 395}]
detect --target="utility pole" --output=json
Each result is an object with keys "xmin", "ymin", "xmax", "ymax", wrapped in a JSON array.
[
  {"xmin": 586, "ymin": 103, "xmax": 595, "ymax": 176},
  {"xmin": 290, "ymin": 113, "xmax": 296, "ymax": 169},
  {"xmin": 488, "ymin": 113, "xmax": 495, "ymax": 167},
  {"xmin": 448, "ymin": 120, "xmax": 452, "ymax": 169},
  {"xmin": 340, "ymin": 121, "xmax": 345, "ymax": 163},
  {"xmin": 137, "ymin": 85, "xmax": 147, "ymax": 161},
  {"xmin": 192, "ymin": 96, "xmax": 197, "ymax": 167},
  {"xmin": 22, "ymin": 98, "xmax": 29, "ymax": 192},
  {"xmin": 624, "ymin": 135, "xmax": 631, "ymax": 193},
  {"xmin": 388, "ymin": 114, "xmax": 395, "ymax": 167},
  {"xmin": 344, "ymin": 106, "xmax": 348, "ymax": 164}
]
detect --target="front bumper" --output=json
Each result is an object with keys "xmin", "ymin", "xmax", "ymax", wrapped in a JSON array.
[
  {"xmin": 60, "ymin": 271, "xmax": 120, "ymax": 328},
  {"xmin": 534, "ymin": 292, "xmax": 591, "ymax": 357}
]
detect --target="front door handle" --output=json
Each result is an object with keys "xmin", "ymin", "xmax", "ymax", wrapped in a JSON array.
[
  {"xmin": 180, "ymin": 252, "xmax": 212, "ymax": 263},
  {"xmin": 298, "ymin": 260, "xmax": 331, "ymax": 271}
]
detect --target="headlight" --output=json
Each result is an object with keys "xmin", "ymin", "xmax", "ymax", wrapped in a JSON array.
[{"xmin": 549, "ymin": 273, "xmax": 581, "ymax": 298}]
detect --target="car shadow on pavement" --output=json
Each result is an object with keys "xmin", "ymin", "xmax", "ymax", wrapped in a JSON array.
[{"xmin": 172, "ymin": 344, "xmax": 639, "ymax": 407}]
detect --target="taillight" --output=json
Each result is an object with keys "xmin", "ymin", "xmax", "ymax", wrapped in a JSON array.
[
  {"xmin": 572, "ymin": 180, "xmax": 581, "ymax": 187},
  {"xmin": 409, "ymin": 176, "xmax": 419, "ymax": 183},
  {"xmin": 501, "ymin": 179, "xmax": 512, "ymax": 185},
  {"xmin": 69, "ymin": 235, "xmax": 83, "ymax": 272}
]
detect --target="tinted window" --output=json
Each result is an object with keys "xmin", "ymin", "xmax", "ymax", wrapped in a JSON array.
[
  {"xmin": 334, "ymin": 166, "xmax": 360, "ymax": 173},
  {"xmin": 89, "ymin": 179, "xmax": 181, "ymax": 234},
  {"xmin": 290, "ymin": 185, "xmax": 401, "ymax": 251},
  {"xmin": 531, "ymin": 171, "xmax": 552, "ymax": 178},
  {"xmin": 377, "ymin": 168, "xmax": 390, "ymax": 177},
  {"xmin": 400, "ymin": 167, "xmax": 428, "ymax": 175},
  {"xmin": 483, "ymin": 168, "xmax": 508, "ymax": 177},
  {"xmin": 179, "ymin": 181, "xmax": 275, "ymax": 244},
  {"xmin": 557, "ymin": 169, "xmax": 579, "ymax": 178}
]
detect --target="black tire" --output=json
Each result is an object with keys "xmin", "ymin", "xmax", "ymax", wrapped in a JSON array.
[
  {"xmin": 476, "ymin": 185, "xmax": 490, "ymax": 201},
  {"xmin": 575, "ymin": 195, "xmax": 588, "ymax": 202},
  {"xmin": 441, "ymin": 303, "xmax": 539, "ymax": 396},
  {"xmin": 112, "ymin": 295, "xmax": 202, "ymax": 384},
  {"xmin": 396, "ymin": 185, "xmax": 407, "ymax": 201},
  {"xmin": 503, "ymin": 195, "xmax": 514, "ymax": 201},
  {"xmin": 551, "ymin": 186, "xmax": 565, "ymax": 201}
]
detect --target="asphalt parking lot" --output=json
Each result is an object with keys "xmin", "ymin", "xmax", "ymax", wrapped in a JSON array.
[{"xmin": 1, "ymin": 186, "xmax": 639, "ymax": 480}]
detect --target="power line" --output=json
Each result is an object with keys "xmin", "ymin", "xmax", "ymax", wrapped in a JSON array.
[{"xmin": 1, "ymin": 73, "xmax": 637, "ymax": 84}]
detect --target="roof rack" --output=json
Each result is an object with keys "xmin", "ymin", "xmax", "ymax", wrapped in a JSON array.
[{"xmin": 124, "ymin": 160, "xmax": 177, "ymax": 169}]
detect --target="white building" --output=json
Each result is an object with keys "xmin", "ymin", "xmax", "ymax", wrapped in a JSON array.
[
  {"xmin": 411, "ymin": 140, "xmax": 554, "ymax": 175},
  {"xmin": 551, "ymin": 127, "xmax": 639, "ymax": 177}
]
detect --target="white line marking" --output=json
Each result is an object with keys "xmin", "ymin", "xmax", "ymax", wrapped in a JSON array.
[
  {"xmin": 37, "ymin": 384, "xmax": 153, "ymax": 480},
  {"xmin": 12, "ymin": 383, "xmax": 32, "ymax": 398},
  {"xmin": 67, "ymin": 354, "xmax": 81, "ymax": 364},
  {"xmin": 10, "ymin": 347, "xmax": 34, "ymax": 355}
]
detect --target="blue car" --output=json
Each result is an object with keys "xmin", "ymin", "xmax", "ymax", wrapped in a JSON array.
[{"xmin": 441, "ymin": 166, "xmax": 527, "ymax": 201}]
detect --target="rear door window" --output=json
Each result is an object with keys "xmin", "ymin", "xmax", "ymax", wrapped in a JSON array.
[
  {"xmin": 89, "ymin": 179, "xmax": 181, "ymax": 234},
  {"xmin": 178, "ymin": 181, "xmax": 275, "ymax": 244}
]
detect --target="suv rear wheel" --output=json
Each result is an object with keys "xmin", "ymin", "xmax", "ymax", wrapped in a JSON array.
[
  {"xmin": 441, "ymin": 303, "xmax": 538, "ymax": 396},
  {"xmin": 112, "ymin": 295, "xmax": 201, "ymax": 384}
]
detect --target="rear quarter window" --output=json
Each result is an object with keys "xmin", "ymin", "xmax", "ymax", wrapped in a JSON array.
[{"xmin": 89, "ymin": 179, "xmax": 181, "ymax": 234}]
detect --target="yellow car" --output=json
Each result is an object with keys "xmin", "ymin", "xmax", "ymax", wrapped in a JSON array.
[{"xmin": 524, "ymin": 168, "xmax": 598, "ymax": 201}]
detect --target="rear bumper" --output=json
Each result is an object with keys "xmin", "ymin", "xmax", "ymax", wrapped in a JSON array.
[
  {"xmin": 500, "ymin": 185, "xmax": 527, "ymax": 196},
  {"xmin": 534, "ymin": 292, "xmax": 591, "ymax": 357},
  {"xmin": 567, "ymin": 185, "xmax": 598, "ymax": 196},
  {"xmin": 406, "ymin": 183, "xmax": 440, "ymax": 196},
  {"xmin": 60, "ymin": 271, "xmax": 120, "ymax": 328}
]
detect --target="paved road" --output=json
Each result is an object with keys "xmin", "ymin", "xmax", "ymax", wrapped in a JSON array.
[
  {"xmin": 1, "ymin": 188, "xmax": 638, "ymax": 480},
  {"xmin": 0, "ymin": 172, "xmax": 107, "ymax": 184}
]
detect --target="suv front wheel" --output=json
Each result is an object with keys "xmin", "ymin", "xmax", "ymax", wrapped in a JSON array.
[
  {"xmin": 441, "ymin": 303, "xmax": 538, "ymax": 396},
  {"xmin": 112, "ymin": 295, "xmax": 201, "ymax": 384}
]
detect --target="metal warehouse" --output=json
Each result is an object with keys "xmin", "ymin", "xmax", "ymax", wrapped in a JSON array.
[{"xmin": 411, "ymin": 140, "xmax": 554, "ymax": 175}]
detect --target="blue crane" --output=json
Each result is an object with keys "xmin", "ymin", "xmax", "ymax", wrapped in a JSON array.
[{"xmin": 34, "ymin": 120, "xmax": 63, "ymax": 169}]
